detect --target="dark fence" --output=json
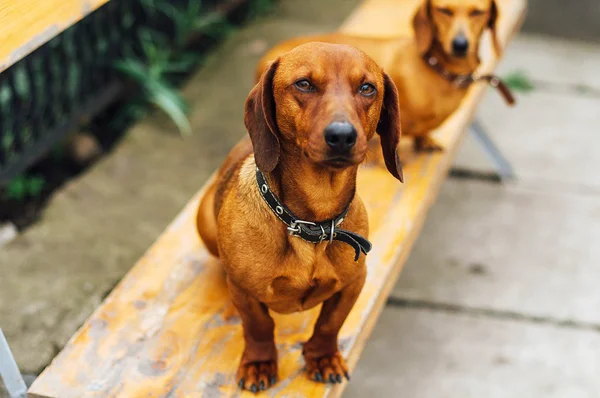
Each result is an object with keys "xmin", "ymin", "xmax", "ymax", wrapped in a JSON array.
[{"xmin": 0, "ymin": 0, "xmax": 243, "ymax": 186}]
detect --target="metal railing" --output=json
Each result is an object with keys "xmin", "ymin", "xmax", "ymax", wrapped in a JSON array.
[{"xmin": 0, "ymin": 0, "xmax": 228, "ymax": 186}]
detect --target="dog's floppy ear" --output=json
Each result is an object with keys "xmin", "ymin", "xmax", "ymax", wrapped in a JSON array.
[
  {"xmin": 377, "ymin": 73, "xmax": 403, "ymax": 182},
  {"xmin": 244, "ymin": 59, "xmax": 280, "ymax": 173},
  {"xmin": 412, "ymin": 0, "xmax": 434, "ymax": 55},
  {"xmin": 488, "ymin": 0, "xmax": 502, "ymax": 57}
]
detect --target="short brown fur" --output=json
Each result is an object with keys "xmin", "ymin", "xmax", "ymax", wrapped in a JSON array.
[
  {"xmin": 256, "ymin": 0, "xmax": 500, "ymax": 151},
  {"xmin": 196, "ymin": 43, "xmax": 402, "ymax": 392}
]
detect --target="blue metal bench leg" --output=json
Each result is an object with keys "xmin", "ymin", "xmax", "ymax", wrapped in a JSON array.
[
  {"xmin": 0, "ymin": 329, "xmax": 27, "ymax": 398},
  {"xmin": 469, "ymin": 119, "xmax": 516, "ymax": 181}
]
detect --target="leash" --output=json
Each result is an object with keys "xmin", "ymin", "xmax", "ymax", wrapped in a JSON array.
[
  {"xmin": 424, "ymin": 55, "xmax": 515, "ymax": 106},
  {"xmin": 256, "ymin": 169, "xmax": 372, "ymax": 261}
]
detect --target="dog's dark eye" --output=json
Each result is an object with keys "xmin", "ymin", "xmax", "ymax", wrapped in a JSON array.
[
  {"xmin": 470, "ymin": 9, "xmax": 485, "ymax": 16},
  {"xmin": 359, "ymin": 83, "xmax": 376, "ymax": 97},
  {"xmin": 436, "ymin": 7, "xmax": 454, "ymax": 16},
  {"xmin": 294, "ymin": 79, "xmax": 315, "ymax": 92}
]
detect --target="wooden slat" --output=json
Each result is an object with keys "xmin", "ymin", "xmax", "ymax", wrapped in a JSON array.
[
  {"xmin": 28, "ymin": 0, "xmax": 526, "ymax": 397},
  {"xmin": 0, "ymin": 0, "xmax": 109, "ymax": 73}
]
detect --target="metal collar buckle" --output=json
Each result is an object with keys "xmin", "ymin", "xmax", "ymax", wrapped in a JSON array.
[
  {"xmin": 287, "ymin": 219, "xmax": 336, "ymax": 246},
  {"xmin": 315, "ymin": 220, "xmax": 337, "ymax": 245},
  {"xmin": 287, "ymin": 219, "xmax": 316, "ymax": 236},
  {"xmin": 453, "ymin": 75, "xmax": 472, "ymax": 88},
  {"xmin": 329, "ymin": 219, "xmax": 335, "ymax": 244},
  {"xmin": 318, "ymin": 224, "xmax": 327, "ymax": 244}
]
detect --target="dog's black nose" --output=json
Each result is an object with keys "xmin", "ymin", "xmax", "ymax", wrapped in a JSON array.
[
  {"xmin": 452, "ymin": 36, "xmax": 469, "ymax": 56},
  {"xmin": 324, "ymin": 122, "xmax": 357, "ymax": 153}
]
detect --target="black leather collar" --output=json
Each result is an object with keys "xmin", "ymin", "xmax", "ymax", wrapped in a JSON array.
[
  {"xmin": 256, "ymin": 169, "xmax": 371, "ymax": 261},
  {"xmin": 423, "ymin": 54, "xmax": 515, "ymax": 106}
]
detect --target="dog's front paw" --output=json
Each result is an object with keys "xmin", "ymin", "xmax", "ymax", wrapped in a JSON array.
[
  {"xmin": 414, "ymin": 136, "xmax": 444, "ymax": 152},
  {"xmin": 305, "ymin": 351, "xmax": 349, "ymax": 384},
  {"xmin": 237, "ymin": 360, "xmax": 278, "ymax": 393}
]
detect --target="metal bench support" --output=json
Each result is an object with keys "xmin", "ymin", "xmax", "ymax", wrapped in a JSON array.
[
  {"xmin": 0, "ymin": 329, "xmax": 27, "ymax": 398},
  {"xmin": 468, "ymin": 118, "xmax": 516, "ymax": 181}
]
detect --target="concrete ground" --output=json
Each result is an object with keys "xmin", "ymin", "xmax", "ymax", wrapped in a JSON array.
[
  {"xmin": 1, "ymin": 0, "xmax": 600, "ymax": 396},
  {"xmin": 523, "ymin": 0, "xmax": 600, "ymax": 43}
]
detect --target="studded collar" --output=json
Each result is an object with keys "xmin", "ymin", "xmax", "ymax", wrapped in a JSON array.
[{"xmin": 256, "ymin": 169, "xmax": 371, "ymax": 261}]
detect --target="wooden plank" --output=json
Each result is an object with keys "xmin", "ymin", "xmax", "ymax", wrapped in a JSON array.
[
  {"xmin": 0, "ymin": 0, "xmax": 109, "ymax": 73},
  {"xmin": 28, "ymin": 0, "xmax": 526, "ymax": 397}
]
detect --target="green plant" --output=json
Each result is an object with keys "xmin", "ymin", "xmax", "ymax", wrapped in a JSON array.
[
  {"xmin": 152, "ymin": 0, "xmax": 234, "ymax": 47},
  {"xmin": 4, "ymin": 175, "xmax": 46, "ymax": 201},
  {"xmin": 115, "ymin": 47, "xmax": 193, "ymax": 135},
  {"xmin": 502, "ymin": 70, "xmax": 535, "ymax": 93},
  {"xmin": 248, "ymin": 0, "xmax": 276, "ymax": 17},
  {"xmin": 115, "ymin": 0, "xmax": 234, "ymax": 136}
]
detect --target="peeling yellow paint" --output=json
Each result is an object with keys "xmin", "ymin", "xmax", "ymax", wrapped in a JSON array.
[{"xmin": 0, "ymin": 0, "xmax": 109, "ymax": 72}]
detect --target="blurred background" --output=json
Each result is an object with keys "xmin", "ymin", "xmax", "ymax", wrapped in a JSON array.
[
  {"xmin": 524, "ymin": 0, "xmax": 600, "ymax": 42},
  {"xmin": 1, "ymin": 0, "xmax": 599, "ymax": 396}
]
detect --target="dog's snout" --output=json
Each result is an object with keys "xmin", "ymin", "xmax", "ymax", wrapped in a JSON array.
[
  {"xmin": 324, "ymin": 122, "xmax": 357, "ymax": 153},
  {"xmin": 452, "ymin": 36, "xmax": 469, "ymax": 56}
]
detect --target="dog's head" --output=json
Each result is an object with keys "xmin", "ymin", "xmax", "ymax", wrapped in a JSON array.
[
  {"xmin": 413, "ymin": 0, "xmax": 500, "ymax": 59},
  {"xmin": 245, "ymin": 42, "xmax": 403, "ymax": 182}
]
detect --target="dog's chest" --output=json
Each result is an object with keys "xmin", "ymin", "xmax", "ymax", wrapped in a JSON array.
[
  {"xmin": 264, "ymin": 242, "xmax": 345, "ymax": 313},
  {"xmin": 426, "ymin": 84, "xmax": 465, "ymax": 126},
  {"xmin": 403, "ymin": 74, "xmax": 468, "ymax": 134}
]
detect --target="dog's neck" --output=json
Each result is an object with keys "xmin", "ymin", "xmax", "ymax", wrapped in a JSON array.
[
  {"xmin": 426, "ymin": 41, "xmax": 480, "ymax": 76},
  {"xmin": 266, "ymin": 153, "xmax": 357, "ymax": 223}
]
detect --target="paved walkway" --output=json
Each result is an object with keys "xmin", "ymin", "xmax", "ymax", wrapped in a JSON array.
[{"xmin": 2, "ymin": 0, "xmax": 600, "ymax": 396}]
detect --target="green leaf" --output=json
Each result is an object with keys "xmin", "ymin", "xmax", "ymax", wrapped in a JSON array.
[
  {"xmin": 27, "ymin": 177, "xmax": 46, "ymax": 197},
  {"xmin": 122, "ymin": 11, "xmax": 135, "ymax": 29},
  {"xmin": 148, "ymin": 82, "xmax": 191, "ymax": 136},
  {"xmin": 151, "ymin": 1, "xmax": 180, "ymax": 20},
  {"xmin": 2, "ymin": 131, "xmax": 14, "ymax": 151},
  {"xmin": 5, "ymin": 175, "xmax": 46, "ymax": 200},
  {"xmin": 0, "ymin": 82, "xmax": 12, "ymax": 106},
  {"xmin": 20, "ymin": 126, "xmax": 33, "ymax": 145},
  {"xmin": 249, "ymin": 0, "xmax": 275, "ymax": 17},
  {"xmin": 115, "ymin": 58, "xmax": 192, "ymax": 134},
  {"xmin": 14, "ymin": 65, "xmax": 31, "ymax": 98},
  {"xmin": 184, "ymin": 0, "xmax": 203, "ymax": 21},
  {"xmin": 162, "ymin": 53, "xmax": 203, "ymax": 73},
  {"xmin": 193, "ymin": 11, "xmax": 223, "ymax": 29},
  {"xmin": 5, "ymin": 177, "xmax": 27, "ymax": 200},
  {"xmin": 140, "ymin": 0, "xmax": 157, "ymax": 10},
  {"xmin": 68, "ymin": 62, "xmax": 81, "ymax": 99},
  {"xmin": 114, "ymin": 59, "xmax": 150, "ymax": 83},
  {"xmin": 502, "ymin": 70, "xmax": 535, "ymax": 93},
  {"xmin": 138, "ymin": 28, "xmax": 160, "ymax": 61},
  {"xmin": 192, "ymin": 11, "xmax": 233, "ymax": 38},
  {"xmin": 97, "ymin": 37, "xmax": 109, "ymax": 54}
]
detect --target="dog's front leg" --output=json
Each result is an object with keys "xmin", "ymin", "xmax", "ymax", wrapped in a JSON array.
[
  {"xmin": 303, "ymin": 271, "xmax": 366, "ymax": 383},
  {"xmin": 227, "ymin": 277, "xmax": 278, "ymax": 392}
]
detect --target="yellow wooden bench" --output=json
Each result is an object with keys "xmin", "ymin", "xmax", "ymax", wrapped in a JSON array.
[
  {"xmin": 28, "ymin": 0, "xmax": 526, "ymax": 396},
  {"xmin": 0, "ymin": 0, "xmax": 109, "ymax": 73}
]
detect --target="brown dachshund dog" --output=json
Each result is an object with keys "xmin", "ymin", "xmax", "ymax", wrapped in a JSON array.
[
  {"xmin": 257, "ymin": 0, "xmax": 510, "ymax": 152},
  {"xmin": 196, "ymin": 42, "xmax": 402, "ymax": 392}
]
